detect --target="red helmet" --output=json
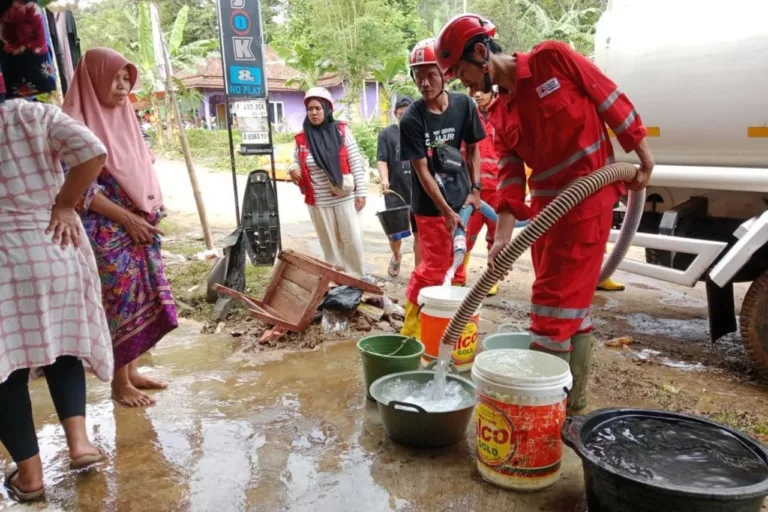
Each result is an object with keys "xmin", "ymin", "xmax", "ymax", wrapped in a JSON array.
[
  {"xmin": 409, "ymin": 38, "xmax": 438, "ymax": 68},
  {"xmin": 435, "ymin": 14, "xmax": 496, "ymax": 78}
]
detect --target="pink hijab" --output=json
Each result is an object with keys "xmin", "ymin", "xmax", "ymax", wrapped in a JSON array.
[{"xmin": 63, "ymin": 48, "xmax": 162, "ymax": 214}]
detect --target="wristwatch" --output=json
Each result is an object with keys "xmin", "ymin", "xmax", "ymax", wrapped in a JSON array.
[{"xmin": 472, "ymin": 182, "xmax": 482, "ymax": 192}]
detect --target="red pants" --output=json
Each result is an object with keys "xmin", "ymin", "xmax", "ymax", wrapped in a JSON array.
[
  {"xmin": 466, "ymin": 189, "xmax": 498, "ymax": 253},
  {"xmin": 529, "ymin": 205, "xmax": 613, "ymax": 353},
  {"xmin": 406, "ymin": 214, "xmax": 464, "ymax": 304}
]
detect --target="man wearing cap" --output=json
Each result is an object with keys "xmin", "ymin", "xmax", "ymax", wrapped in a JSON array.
[
  {"xmin": 377, "ymin": 97, "xmax": 420, "ymax": 277},
  {"xmin": 435, "ymin": 15, "xmax": 655, "ymax": 411},
  {"xmin": 398, "ymin": 38, "xmax": 486, "ymax": 339}
]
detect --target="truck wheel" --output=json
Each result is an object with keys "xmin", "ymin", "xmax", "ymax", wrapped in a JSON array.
[{"xmin": 739, "ymin": 272, "xmax": 768, "ymax": 376}]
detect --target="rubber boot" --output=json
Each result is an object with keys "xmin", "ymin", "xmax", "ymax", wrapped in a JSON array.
[
  {"xmin": 597, "ymin": 277, "xmax": 625, "ymax": 292},
  {"xmin": 567, "ymin": 333, "xmax": 596, "ymax": 412},
  {"xmin": 530, "ymin": 343, "xmax": 571, "ymax": 364},
  {"xmin": 401, "ymin": 300, "xmax": 422, "ymax": 339}
]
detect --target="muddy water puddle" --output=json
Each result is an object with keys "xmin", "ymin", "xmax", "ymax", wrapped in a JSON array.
[{"xmin": 0, "ymin": 321, "xmax": 587, "ymax": 511}]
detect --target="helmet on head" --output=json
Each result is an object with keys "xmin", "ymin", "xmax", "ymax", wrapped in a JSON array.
[
  {"xmin": 303, "ymin": 87, "xmax": 334, "ymax": 109},
  {"xmin": 435, "ymin": 14, "xmax": 496, "ymax": 78},
  {"xmin": 409, "ymin": 38, "xmax": 438, "ymax": 69}
]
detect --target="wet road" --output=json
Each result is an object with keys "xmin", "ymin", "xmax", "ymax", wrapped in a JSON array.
[{"xmin": 0, "ymin": 321, "xmax": 586, "ymax": 512}]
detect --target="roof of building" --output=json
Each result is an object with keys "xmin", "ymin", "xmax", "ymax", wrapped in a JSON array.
[{"xmin": 177, "ymin": 46, "xmax": 345, "ymax": 92}]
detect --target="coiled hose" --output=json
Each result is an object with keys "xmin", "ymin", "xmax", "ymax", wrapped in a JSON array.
[{"xmin": 439, "ymin": 162, "xmax": 643, "ymax": 346}]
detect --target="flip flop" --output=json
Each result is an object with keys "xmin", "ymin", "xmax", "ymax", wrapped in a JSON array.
[
  {"xmin": 388, "ymin": 256, "xmax": 401, "ymax": 278},
  {"xmin": 4, "ymin": 470, "xmax": 45, "ymax": 502},
  {"xmin": 69, "ymin": 448, "xmax": 106, "ymax": 470}
]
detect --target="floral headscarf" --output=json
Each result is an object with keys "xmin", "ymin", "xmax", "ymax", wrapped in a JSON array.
[{"xmin": 0, "ymin": 0, "xmax": 57, "ymax": 103}]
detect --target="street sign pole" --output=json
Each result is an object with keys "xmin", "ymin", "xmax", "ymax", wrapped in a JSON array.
[{"xmin": 215, "ymin": 0, "xmax": 241, "ymax": 226}]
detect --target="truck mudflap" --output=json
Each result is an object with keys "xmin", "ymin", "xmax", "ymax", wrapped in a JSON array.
[
  {"xmin": 709, "ymin": 211, "xmax": 768, "ymax": 287},
  {"xmin": 605, "ymin": 230, "xmax": 728, "ymax": 287}
]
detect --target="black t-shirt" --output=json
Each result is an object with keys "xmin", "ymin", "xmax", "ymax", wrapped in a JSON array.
[
  {"xmin": 377, "ymin": 124, "xmax": 412, "ymax": 209},
  {"xmin": 399, "ymin": 92, "xmax": 486, "ymax": 216}
]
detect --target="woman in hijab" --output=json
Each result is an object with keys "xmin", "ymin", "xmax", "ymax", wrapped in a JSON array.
[
  {"xmin": 288, "ymin": 87, "xmax": 367, "ymax": 275},
  {"xmin": 63, "ymin": 48, "xmax": 178, "ymax": 408}
]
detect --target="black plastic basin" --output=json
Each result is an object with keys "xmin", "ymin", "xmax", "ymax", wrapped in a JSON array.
[{"xmin": 563, "ymin": 408, "xmax": 768, "ymax": 512}]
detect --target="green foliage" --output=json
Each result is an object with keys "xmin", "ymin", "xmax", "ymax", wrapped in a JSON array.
[
  {"xmin": 350, "ymin": 121, "xmax": 383, "ymax": 168},
  {"xmin": 272, "ymin": 131, "xmax": 296, "ymax": 145},
  {"xmin": 168, "ymin": 5, "xmax": 190, "ymax": 56},
  {"xmin": 77, "ymin": 0, "xmax": 139, "ymax": 61},
  {"xmin": 272, "ymin": 43, "xmax": 336, "ymax": 91}
]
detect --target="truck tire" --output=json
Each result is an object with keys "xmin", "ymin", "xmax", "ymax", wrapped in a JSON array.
[
  {"xmin": 645, "ymin": 248, "xmax": 668, "ymax": 266},
  {"xmin": 739, "ymin": 271, "xmax": 768, "ymax": 376}
]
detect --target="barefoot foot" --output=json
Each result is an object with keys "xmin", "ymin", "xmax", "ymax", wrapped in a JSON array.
[
  {"xmin": 129, "ymin": 373, "xmax": 167, "ymax": 390},
  {"xmin": 111, "ymin": 381, "xmax": 155, "ymax": 408}
]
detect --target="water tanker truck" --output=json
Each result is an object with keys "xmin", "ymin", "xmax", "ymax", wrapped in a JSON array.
[{"xmin": 593, "ymin": 0, "xmax": 768, "ymax": 373}]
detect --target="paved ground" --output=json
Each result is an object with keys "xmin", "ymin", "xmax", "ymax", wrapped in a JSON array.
[{"xmin": 3, "ymin": 159, "xmax": 768, "ymax": 511}]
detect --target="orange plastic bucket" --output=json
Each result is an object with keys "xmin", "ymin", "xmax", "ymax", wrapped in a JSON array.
[{"xmin": 417, "ymin": 286, "xmax": 481, "ymax": 371}]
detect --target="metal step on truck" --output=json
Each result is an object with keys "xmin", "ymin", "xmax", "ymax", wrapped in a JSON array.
[{"xmin": 594, "ymin": 0, "xmax": 768, "ymax": 373}]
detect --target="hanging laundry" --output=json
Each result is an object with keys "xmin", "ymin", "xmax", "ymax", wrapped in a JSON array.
[{"xmin": 0, "ymin": 0, "xmax": 57, "ymax": 101}]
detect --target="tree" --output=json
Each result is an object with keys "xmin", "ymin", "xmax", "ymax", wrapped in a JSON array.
[
  {"xmin": 371, "ymin": 55, "xmax": 415, "ymax": 124},
  {"xmin": 310, "ymin": 0, "xmax": 409, "ymax": 119},
  {"xmin": 272, "ymin": 43, "xmax": 335, "ymax": 92},
  {"xmin": 516, "ymin": 0, "xmax": 602, "ymax": 54}
]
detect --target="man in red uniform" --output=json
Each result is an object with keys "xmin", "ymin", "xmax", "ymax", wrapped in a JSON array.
[
  {"xmin": 435, "ymin": 15, "xmax": 655, "ymax": 410},
  {"xmin": 458, "ymin": 88, "xmax": 501, "ymax": 296},
  {"xmin": 398, "ymin": 38, "xmax": 486, "ymax": 339}
]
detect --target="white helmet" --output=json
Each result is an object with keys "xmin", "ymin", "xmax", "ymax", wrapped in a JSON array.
[{"xmin": 304, "ymin": 87, "xmax": 334, "ymax": 109}]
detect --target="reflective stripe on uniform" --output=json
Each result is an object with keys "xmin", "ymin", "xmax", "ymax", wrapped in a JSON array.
[
  {"xmin": 498, "ymin": 155, "xmax": 522, "ymax": 169},
  {"xmin": 532, "ymin": 134, "xmax": 606, "ymax": 182},
  {"xmin": 531, "ymin": 333, "xmax": 571, "ymax": 352},
  {"xmin": 530, "ymin": 189, "xmax": 558, "ymax": 197},
  {"xmin": 598, "ymin": 88, "xmax": 621, "ymax": 113},
  {"xmin": 613, "ymin": 109, "xmax": 637, "ymax": 135},
  {"xmin": 481, "ymin": 173, "xmax": 497, "ymax": 180},
  {"xmin": 529, "ymin": 155, "xmax": 617, "ymax": 197},
  {"xmin": 578, "ymin": 316, "xmax": 593, "ymax": 331},
  {"xmin": 497, "ymin": 177, "xmax": 524, "ymax": 190},
  {"xmin": 481, "ymin": 158, "xmax": 498, "ymax": 165},
  {"xmin": 531, "ymin": 304, "xmax": 589, "ymax": 320}
]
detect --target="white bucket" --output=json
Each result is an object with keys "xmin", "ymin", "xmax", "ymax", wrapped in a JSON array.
[
  {"xmin": 471, "ymin": 349, "xmax": 573, "ymax": 491},
  {"xmin": 417, "ymin": 286, "xmax": 481, "ymax": 372}
]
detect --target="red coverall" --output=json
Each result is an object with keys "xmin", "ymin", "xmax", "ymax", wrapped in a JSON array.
[
  {"xmin": 464, "ymin": 109, "xmax": 499, "ymax": 253},
  {"xmin": 490, "ymin": 41, "xmax": 647, "ymax": 353}
]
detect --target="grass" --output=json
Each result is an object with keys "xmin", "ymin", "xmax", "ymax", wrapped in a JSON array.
[
  {"xmin": 162, "ymin": 233, "xmax": 272, "ymax": 325},
  {"xmin": 156, "ymin": 128, "xmax": 290, "ymax": 174},
  {"xmin": 706, "ymin": 411, "xmax": 768, "ymax": 443},
  {"xmin": 157, "ymin": 123, "xmax": 383, "ymax": 173}
]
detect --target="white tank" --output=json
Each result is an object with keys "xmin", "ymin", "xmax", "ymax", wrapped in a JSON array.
[{"xmin": 594, "ymin": 0, "xmax": 768, "ymax": 169}]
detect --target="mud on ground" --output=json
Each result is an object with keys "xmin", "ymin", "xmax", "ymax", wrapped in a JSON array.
[{"xmin": 160, "ymin": 225, "xmax": 768, "ymax": 444}]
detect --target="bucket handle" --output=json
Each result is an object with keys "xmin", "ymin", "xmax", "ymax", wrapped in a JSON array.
[
  {"xmin": 562, "ymin": 415, "xmax": 585, "ymax": 451},
  {"xmin": 383, "ymin": 189, "xmax": 408, "ymax": 207},
  {"xmin": 362, "ymin": 337, "xmax": 416, "ymax": 357},
  {"xmin": 423, "ymin": 359, "xmax": 460, "ymax": 374},
  {"xmin": 388, "ymin": 400, "xmax": 427, "ymax": 413},
  {"xmin": 496, "ymin": 323, "xmax": 525, "ymax": 334}
]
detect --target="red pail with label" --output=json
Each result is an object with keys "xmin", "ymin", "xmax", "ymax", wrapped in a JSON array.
[{"xmin": 471, "ymin": 349, "xmax": 573, "ymax": 490}]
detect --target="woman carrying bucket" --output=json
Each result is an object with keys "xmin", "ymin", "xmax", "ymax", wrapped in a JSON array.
[{"xmin": 288, "ymin": 87, "xmax": 368, "ymax": 276}]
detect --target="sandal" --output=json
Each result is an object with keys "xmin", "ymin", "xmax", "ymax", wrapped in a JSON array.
[
  {"xmin": 70, "ymin": 448, "xmax": 106, "ymax": 470},
  {"xmin": 388, "ymin": 256, "xmax": 401, "ymax": 278},
  {"xmin": 4, "ymin": 470, "xmax": 45, "ymax": 502}
]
